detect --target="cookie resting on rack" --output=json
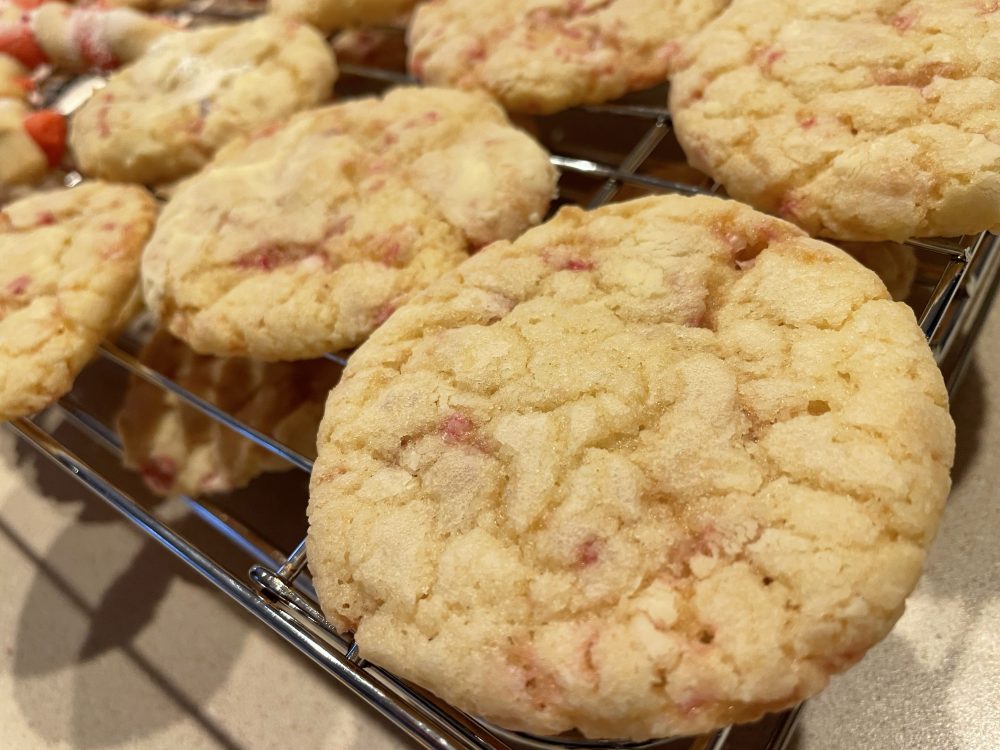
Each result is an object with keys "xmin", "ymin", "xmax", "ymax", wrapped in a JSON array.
[
  {"xmin": 670, "ymin": 0, "xmax": 1000, "ymax": 241},
  {"xmin": 0, "ymin": 182, "xmax": 157, "ymax": 421},
  {"xmin": 141, "ymin": 86, "xmax": 557, "ymax": 361},
  {"xmin": 69, "ymin": 15, "xmax": 337, "ymax": 185},
  {"xmin": 270, "ymin": 0, "xmax": 417, "ymax": 32},
  {"xmin": 408, "ymin": 0, "xmax": 728, "ymax": 114},
  {"xmin": 307, "ymin": 194, "xmax": 955, "ymax": 740},
  {"xmin": 117, "ymin": 329, "xmax": 341, "ymax": 498}
]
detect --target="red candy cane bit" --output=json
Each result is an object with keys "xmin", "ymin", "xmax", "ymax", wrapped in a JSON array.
[
  {"xmin": 23, "ymin": 110, "xmax": 66, "ymax": 166},
  {"xmin": 0, "ymin": 25, "xmax": 48, "ymax": 68},
  {"xmin": 35, "ymin": 211, "xmax": 56, "ymax": 226}
]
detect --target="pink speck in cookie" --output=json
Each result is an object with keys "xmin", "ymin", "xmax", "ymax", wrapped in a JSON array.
[
  {"xmin": 373, "ymin": 302, "xmax": 396, "ymax": 326},
  {"xmin": 380, "ymin": 241, "xmax": 402, "ymax": 267},
  {"xmin": 6, "ymin": 275, "xmax": 30, "ymax": 295},
  {"xmin": 95, "ymin": 94, "xmax": 113, "ymax": 138},
  {"xmin": 778, "ymin": 194, "xmax": 801, "ymax": 220},
  {"xmin": 249, "ymin": 122, "xmax": 283, "ymax": 141},
  {"xmin": 140, "ymin": 455, "xmax": 177, "ymax": 493},
  {"xmin": 575, "ymin": 537, "xmax": 601, "ymax": 566},
  {"xmin": 562, "ymin": 257, "xmax": 595, "ymax": 271},
  {"xmin": 441, "ymin": 412, "xmax": 475, "ymax": 443},
  {"xmin": 234, "ymin": 244, "xmax": 326, "ymax": 271},
  {"xmin": 35, "ymin": 211, "xmax": 56, "ymax": 225},
  {"xmin": 755, "ymin": 46, "xmax": 784, "ymax": 73},
  {"xmin": 891, "ymin": 12, "xmax": 917, "ymax": 31},
  {"xmin": 797, "ymin": 113, "xmax": 817, "ymax": 129}
]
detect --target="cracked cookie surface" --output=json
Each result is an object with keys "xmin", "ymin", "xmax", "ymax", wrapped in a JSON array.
[
  {"xmin": 118, "ymin": 329, "xmax": 341, "ymax": 497},
  {"xmin": 409, "ymin": 0, "xmax": 727, "ymax": 114},
  {"xmin": 69, "ymin": 15, "xmax": 337, "ymax": 185},
  {"xmin": 670, "ymin": 0, "xmax": 1000, "ymax": 241},
  {"xmin": 307, "ymin": 194, "xmax": 954, "ymax": 739},
  {"xmin": 0, "ymin": 182, "xmax": 157, "ymax": 420},
  {"xmin": 142, "ymin": 86, "xmax": 557, "ymax": 361}
]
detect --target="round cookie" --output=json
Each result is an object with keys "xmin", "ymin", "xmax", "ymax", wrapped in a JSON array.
[
  {"xmin": 142, "ymin": 86, "xmax": 557, "ymax": 361},
  {"xmin": 840, "ymin": 242, "xmax": 917, "ymax": 302},
  {"xmin": 670, "ymin": 0, "xmax": 1000, "ymax": 241},
  {"xmin": 0, "ymin": 182, "xmax": 157, "ymax": 421},
  {"xmin": 69, "ymin": 15, "xmax": 337, "ymax": 185},
  {"xmin": 408, "ymin": 0, "xmax": 729, "ymax": 115},
  {"xmin": 118, "ymin": 329, "xmax": 341, "ymax": 498},
  {"xmin": 270, "ymin": 0, "xmax": 417, "ymax": 32},
  {"xmin": 307, "ymin": 194, "xmax": 955, "ymax": 740}
]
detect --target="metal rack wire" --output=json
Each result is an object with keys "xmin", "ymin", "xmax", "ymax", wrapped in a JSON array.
[{"xmin": 5, "ymin": 7, "xmax": 1000, "ymax": 750}]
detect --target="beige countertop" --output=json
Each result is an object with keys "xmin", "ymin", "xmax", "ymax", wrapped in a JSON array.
[{"xmin": 2, "ymin": 305, "xmax": 998, "ymax": 750}]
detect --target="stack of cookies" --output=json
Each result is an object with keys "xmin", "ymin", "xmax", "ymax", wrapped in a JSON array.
[{"xmin": 3, "ymin": 0, "xmax": 993, "ymax": 742}]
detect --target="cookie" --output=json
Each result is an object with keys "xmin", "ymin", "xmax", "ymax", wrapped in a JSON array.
[
  {"xmin": 840, "ymin": 242, "xmax": 917, "ymax": 302},
  {"xmin": 307, "ymin": 194, "xmax": 955, "ymax": 740},
  {"xmin": 0, "ymin": 0, "xmax": 171, "ymax": 73},
  {"xmin": 118, "ymin": 329, "xmax": 341, "ymax": 497},
  {"xmin": 0, "ymin": 182, "xmax": 157, "ymax": 421},
  {"xmin": 270, "ymin": 0, "xmax": 418, "ymax": 32},
  {"xmin": 670, "ymin": 0, "xmax": 1000, "ymax": 241},
  {"xmin": 141, "ymin": 86, "xmax": 557, "ymax": 361},
  {"xmin": 69, "ymin": 15, "xmax": 337, "ymax": 184},
  {"xmin": 408, "ymin": 0, "xmax": 728, "ymax": 114}
]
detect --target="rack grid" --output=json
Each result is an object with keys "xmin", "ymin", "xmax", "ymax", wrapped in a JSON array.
[{"xmin": 6, "ymin": 6, "xmax": 1000, "ymax": 750}]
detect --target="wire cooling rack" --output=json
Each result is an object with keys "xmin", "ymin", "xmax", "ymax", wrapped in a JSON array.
[{"xmin": 6, "ymin": 7, "xmax": 1000, "ymax": 750}]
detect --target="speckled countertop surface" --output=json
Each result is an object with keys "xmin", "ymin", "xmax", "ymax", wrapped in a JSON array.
[{"xmin": 1, "ymin": 305, "xmax": 998, "ymax": 750}]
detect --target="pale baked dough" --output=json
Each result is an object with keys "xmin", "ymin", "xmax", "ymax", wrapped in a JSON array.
[
  {"xmin": 70, "ymin": 15, "xmax": 337, "ymax": 184},
  {"xmin": 409, "ymin": 0, "xmax": 728, "ymax": 114},
  {"xmin": 670, "ymin": 0, "xmax": 1000, "ymax": 241},
  {"xmin": 0, "ymin": 182, "xmax": 157, "ymax": 420},
  {"xmin": 142, "ymin": 86, "xmax": 557, "ymax": 361},
  {"xmin": 308, "ymin": 193, "xmax": 954, "ymax": 740}
]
